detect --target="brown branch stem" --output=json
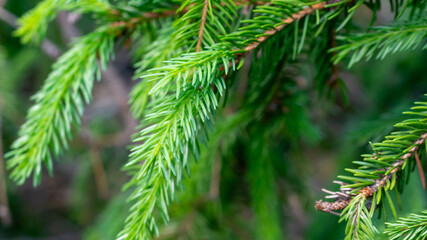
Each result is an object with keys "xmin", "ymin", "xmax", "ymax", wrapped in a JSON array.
[
  {"xmin": 415, "ymin": 151, "xmax": 426, "ymax": 189},
  {"xmin": 242, "ymin": 2, "xmax": 327, "ymax": 54},
  {"xmin": 196, "ymin": 0, "xmax": 209, "ymax": 52},
  {"xmin": 89, "ymin": 145, "xmax": 109, "ymax": 199}
]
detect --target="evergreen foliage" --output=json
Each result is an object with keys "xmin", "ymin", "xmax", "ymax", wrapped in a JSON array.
[
  {"xmin": 3, "ymin": 0, "xmax": 427, "ymax": 239},
  {"xmin": 385, "ymin": 210, "xmax": 427, "ymax": 240},
  {"xmin": 15, "ymin": 0, "xmax": 111, "ymax": 43},
  {"xmin": 332, "ymin": 19, "xmax": 427, "ymax": 67},
  {"xmin": 316, "ymin": 95, "xmax": 427, "ymax": 239},
  {"xmin": 339, "ymin": 195, "xmax": 378, "ymax": 240},
  {"xmin": 6, "ymin": 27, "xmax": 116, "ymax": 185}
]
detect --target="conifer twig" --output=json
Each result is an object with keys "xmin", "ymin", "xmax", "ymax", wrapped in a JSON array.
[
  {"xmin": 316, "ymin": 133, "xmax": 427, "ymax": 213},
  {"xmin": 242, "ymin": 2, "xmax": 327, "ymax": 54}
]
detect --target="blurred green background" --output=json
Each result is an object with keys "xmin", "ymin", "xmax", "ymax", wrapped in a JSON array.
[{"xmin": 0, "ymin": 0, "xmax": 426, "ymax": 239}]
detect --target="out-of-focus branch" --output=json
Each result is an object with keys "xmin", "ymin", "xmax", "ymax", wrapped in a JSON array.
[
  {"xmin": 0, "ymin": 110, "xmax": 12, "ymax": 226},
  {"xmin": 101, "ymin": 67, "xmax": 138, "ymax": 143},
  {"xmin": 77, "ymin": 67, "xmax": 138, "ymax": 147},
  {"xmin": 209, "ymin": 156, "xmax": 221, "ymax": 199},
  {"xmin": 89, "ymin": 145, "xmax": 109, "ymax": 199},
  {"xmin": 0, "ymin": 7, "xmax": 16, "ymax": 27},
  {"xmin": 57, "ymin": 12, "xmax": 80, "ymax": 40},
  {"xmin": 0, "ymin": 7, "xmax": 61, "ymax": 58},
  {"xmin": 0, "ymin": 0, "xmax": 12, "ymax": 227}
]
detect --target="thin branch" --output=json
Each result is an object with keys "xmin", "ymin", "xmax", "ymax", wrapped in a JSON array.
[
  {"xmin": 0, "ymin": 6, "xmax": 16, "ymax": 27},
  {"xmin": 209, "ymin": 155, "xmax": 221, "ymax": 199},
  {"xmin": 40, "ymin": 40, "xmax": 61, "ymax": 59},
  {"xmin": 196, "ymin": 0, "xmax": 209, "ymax": 52},
  {"xmin": 89, "ymin": 145, "xmax": 109, "ymax": 199},
  {"xmin": 316, "ymin": 133, "xmax": 427, "ymax": 213}
]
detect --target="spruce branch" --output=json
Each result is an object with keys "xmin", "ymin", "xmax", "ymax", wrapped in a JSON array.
[
  {"xmin": 5, "ymin": 26, "xmax": 118, "ymax": 185},
  {"xmin": 122, "ymin": 0, "xmax": 352, "ymax": 239},
  {"xmin": 119, "ymin": 55, "xmax": 230, "ymax": 239},
  {"xmin": 385, "ymin": 210, "xmax": 427, "ymax": 240},
  {"xmin": 237, "ymin": 1, "xmax": 328, "ymax": 53},
  {"xmin": 316, "ymin": 98, "xmax": 427, "ymax": 239},
  {"xmin": 332, "ymin": 18, "xmax": 427, "ymax": 67}
]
